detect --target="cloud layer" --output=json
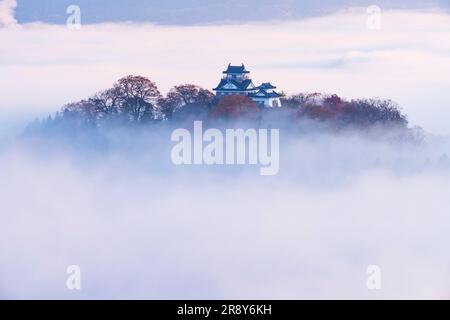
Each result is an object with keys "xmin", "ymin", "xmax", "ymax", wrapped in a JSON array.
[
  {"xmin": 1, "ymin": 130, "xmax": 450, "ymax": 299},
  {"xmin": 1, "ymin": 9, "xmax": 450, "ymax": 135},
  {"xmin": 0, "ymin": 0, "xmax": 16, "ymax": 27}
]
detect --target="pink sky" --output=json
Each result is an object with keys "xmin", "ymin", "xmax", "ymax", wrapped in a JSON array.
[{"xmin": 1, "ymin": 8, "xmax": 450, "ymax": 134}]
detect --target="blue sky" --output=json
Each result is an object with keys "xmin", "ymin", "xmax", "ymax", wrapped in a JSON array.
[{"xmin": 15, "ymin": 0, "xmax": 450, "ymax": 24}]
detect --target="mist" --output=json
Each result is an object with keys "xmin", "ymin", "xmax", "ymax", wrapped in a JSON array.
[{"xmin": 1, "ymin": 122, "xmax": 450, "ymax": 299}]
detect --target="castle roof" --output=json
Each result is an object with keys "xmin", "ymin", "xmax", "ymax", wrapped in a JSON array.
[
  {"xmin": 214, "ymin": 64, "xmax": 283, "ymax": 100},
  {"xmin": 258, "ymin": 82, "xmax": 277, "ymax": 90},
  {"xmin": 213, "ymin": 78, "xmax": 255, "ymax": 91},
  {"xmin": 223, "ymin": 64, "xmax": 250, "ymax": 74},
  {"xmin": 249, "ymin": 88, "xmax": 283, "ymax": 98}
]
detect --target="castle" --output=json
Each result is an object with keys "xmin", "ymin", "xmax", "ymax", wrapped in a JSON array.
[{"xmin": 213, "ymin": 64, "xmax": 283, "ymax": 108}]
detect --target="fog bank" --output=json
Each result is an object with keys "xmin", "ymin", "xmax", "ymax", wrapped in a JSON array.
[{"xmin": 1, "ymin": 129, "xmax": 450, "ymax": 299}]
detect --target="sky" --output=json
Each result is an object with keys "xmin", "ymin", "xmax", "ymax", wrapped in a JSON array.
[
  {"xmin": 1, "ymin": 1, "xmax": 450, "ymax": 135},
  {"xmin": 13, "ymin": 0, "xmax": 450, "ymax": 25}
]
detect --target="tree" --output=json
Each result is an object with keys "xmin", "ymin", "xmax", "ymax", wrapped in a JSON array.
[
  {"xmin": 171, "ymin": 84, "xmax": 200, "ymax": 105},
  {"xmin": 210, "ymin": 95, "xmax": 260, "ymax": 120},
  {"xmin": 341, "ymin": 98, "xmax": 407, "ymax": 127},
  {"xmin": 113, "ymin": 75, "xmax": 161, "ymax": 122},
  {"xmin": 196, "ymin": 88, "xmax": 216, "ymax": 105},
  {"xmin": 59, "ymin": 75, "xmax": 162, "ymax": 125},
  {"xmin": 88, "ymin": 87, "xmax": 121, "ymax": 119},
  {"xmin": 160, "ymin": 84, "xmax": 215, "ymax": 120},
  {"xmin": 300, "ymin": 104, "xmax": 338, "ymax": 121},
  {"xmin": 62, "ymin": 99, "xmax": 98, "ymax": 123},
  {"xmin": 157, "ymin": 96, "xmax": 177, "ymax": 120},
  {"xmin": 281, "ymin": 93, "xmax": 324, "ymax": 109},
  {"xmin": 324, "ymin": 94, "xmax": 343, "ymax": 108}
]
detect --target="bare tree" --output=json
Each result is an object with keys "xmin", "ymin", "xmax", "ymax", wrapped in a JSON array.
[
  {"xmin": 89, "ymin": 87, "xmax": 122, "ymax": 119},
  {"xmin": 159, "ymin": 84, "xmax": 215, "ymax": 120},
  {"xmin": 114, "ymin": 75, "xmax": 161, "ymax": 122}
]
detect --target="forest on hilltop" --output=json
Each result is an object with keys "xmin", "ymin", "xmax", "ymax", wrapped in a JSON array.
[{"xmin": 27, "ymin": 75, "xmax": 421, "ymax": 143}]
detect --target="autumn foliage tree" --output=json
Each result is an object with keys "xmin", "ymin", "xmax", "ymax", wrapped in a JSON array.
[
  {"xmin": 282, "ymin": 93, "xmax": 407, "ymax": 128},
  {"xmin": 210, "ymin": 95, "xmax": 260, "ymax": 120},
  {"xmin": 48, "ymin": 75, "xmax": 408, "ymax": 133}
]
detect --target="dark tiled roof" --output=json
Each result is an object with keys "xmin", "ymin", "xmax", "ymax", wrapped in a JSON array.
[
  {"xmin": 241, "ymin": 79, "xmax": 254, "ymax": 90},
  {"xmin": 213, "ymin": 79, "xmax": 256, "ymax": 91},
  {"xmin": 249, "ymin": 88, "xmax": 283, "ymax": 98},
  {"xmin": 258, "ymin": 82, "xmax": 277, "ymax": 89},
  {"xmin": 223, "ymin": 64, "xmax": 250, "ymax": 74},
  {"xmin": 213, "ymin": 79, "xmax": 227, "ymax": 91}
]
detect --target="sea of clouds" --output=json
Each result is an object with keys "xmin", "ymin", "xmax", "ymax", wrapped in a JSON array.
[
  {"xmin": 1, "ymin": 1, "xmax": 450, "ymax": 299},
  {"xmin": 0, "ymin": 125, "xmax": 450, "ymax": 299}
]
